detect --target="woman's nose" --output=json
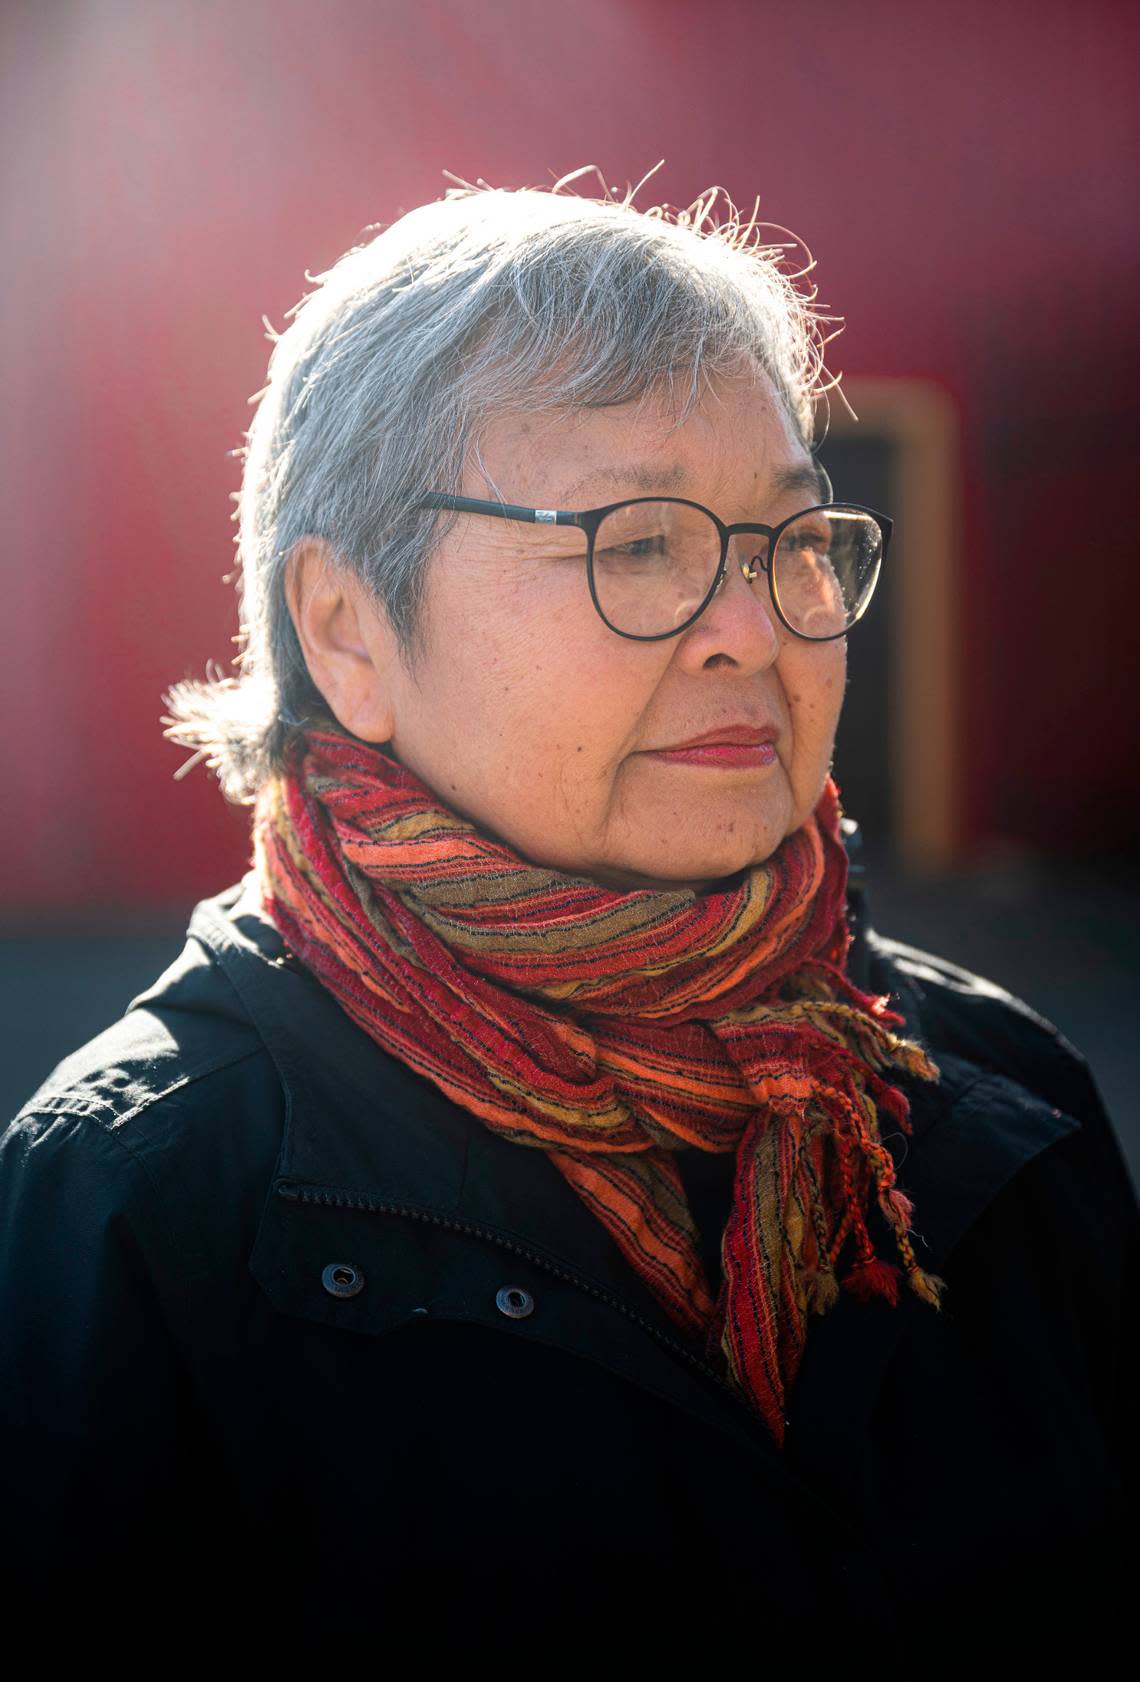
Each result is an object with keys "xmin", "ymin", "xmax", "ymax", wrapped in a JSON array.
[
  {"xmin": 678, "ymin": 539, "xmax": 781, "ymax": 670},
  {"xmin": 721, "ymin": 536, "xmax": 776, "ymax": 616}
]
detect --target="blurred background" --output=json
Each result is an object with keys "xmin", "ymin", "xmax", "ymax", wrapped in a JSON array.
[{"xmin": 2, "ymin": 0, "xmax": 1137, "ymax": 1178}]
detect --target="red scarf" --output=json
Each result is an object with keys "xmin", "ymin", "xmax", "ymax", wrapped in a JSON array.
[{"xmin": 253, "ymin": 725, "xmax": 943, "ymax": 1444}]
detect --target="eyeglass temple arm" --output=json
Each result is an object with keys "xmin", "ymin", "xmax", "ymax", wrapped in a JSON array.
[{"xmin": 417, "ymin": 492, "xmax": 579, "ymax": 527}]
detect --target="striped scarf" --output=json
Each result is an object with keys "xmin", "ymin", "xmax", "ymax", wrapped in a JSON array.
[{"xmin": 252, "ymin": 724, "xmax": 944, "ymax": 1444}]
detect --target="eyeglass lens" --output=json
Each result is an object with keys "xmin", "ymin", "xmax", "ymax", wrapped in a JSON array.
[{"xmin": 588, "ymin": 501, "xmax": 882, "ymax": 639}]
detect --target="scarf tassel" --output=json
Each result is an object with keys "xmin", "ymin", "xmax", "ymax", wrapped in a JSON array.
[
  {"xmin": 800, "ymin": 1265, "xmax": 841, "ymax": 1314},
  {"xmin": 841, "ymin": 1255, "xmax": 902, "ymax": 1306},
  {"xmin": 906, "ymin": 1264, "xmax": 947, "ymax": 1308},
  {"xmin": 833, "ymin": 1086, "xmax": 948, "ymax": 1314},
  {"xmin": 841, "ymin": 1254, "xmax": 947, "ymax": 1310}
]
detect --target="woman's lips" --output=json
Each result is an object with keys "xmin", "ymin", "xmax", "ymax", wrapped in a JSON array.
[
  {"xmin": 646, "ymin": 741, "xmax": 778, "ymax": 769},
  {"xmin": 644, "ymin": 726, "xmax": 780, "ymax": 769}
]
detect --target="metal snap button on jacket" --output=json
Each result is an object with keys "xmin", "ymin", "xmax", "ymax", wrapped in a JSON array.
[
  {"xmin": 495, "ymin": 1286, "xmax": 535, "ymax": 1319},
  {"xmin": 321, "ymin": 1262, "xmax": 365, "ymax": 1299}
]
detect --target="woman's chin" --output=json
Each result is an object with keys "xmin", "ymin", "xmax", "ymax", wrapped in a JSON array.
[{"xmin": 583, "ymin": 838, "xmax": 787, "ymax": 895}]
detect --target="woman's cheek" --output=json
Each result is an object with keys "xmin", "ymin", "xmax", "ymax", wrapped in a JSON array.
[{"xmin": 787, "ymin": 647, "xmax": 845, "ymax": 804}]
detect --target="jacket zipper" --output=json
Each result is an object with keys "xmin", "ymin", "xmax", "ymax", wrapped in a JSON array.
[{"xmin": 276, "ymin": 1179, "xmax": 758, "ymax": 1423}]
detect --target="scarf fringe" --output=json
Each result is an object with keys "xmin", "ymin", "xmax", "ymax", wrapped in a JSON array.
[
  {"xmin": 842, "ymin": 1256, "xmax": 902, "ymax": 1306},
  {"xmin": 800, "ymin": 1266, "xmax": 841, "ymax": 1314}
]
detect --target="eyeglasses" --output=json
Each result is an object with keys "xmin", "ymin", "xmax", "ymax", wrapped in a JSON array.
[{"xmin": 415, "ymin": 491, "xmax": 890, "ymax": 642}]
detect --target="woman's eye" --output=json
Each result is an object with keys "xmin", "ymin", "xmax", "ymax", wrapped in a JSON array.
[
  {"xmin": 596, "ymin": 534, "xmax": 669, "ymax": 567},
  {"xmin": 785, "ymin": 527, "xmax": 831, "ymax": 556}
]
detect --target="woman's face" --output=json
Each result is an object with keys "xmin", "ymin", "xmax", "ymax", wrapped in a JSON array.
[{"xmin": 323, "ymin": 366, "xmax": 846, "ymax": 890}]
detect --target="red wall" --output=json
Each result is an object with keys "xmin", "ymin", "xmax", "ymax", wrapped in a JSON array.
[{"xmin": 2, "ymin": 0, "xmax": 1137, "ymax": 917}]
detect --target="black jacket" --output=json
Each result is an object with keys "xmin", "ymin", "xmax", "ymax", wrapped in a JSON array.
[{"xmin": 2, "ymin": 869, "xmax": 1135, "ymax": 1664}]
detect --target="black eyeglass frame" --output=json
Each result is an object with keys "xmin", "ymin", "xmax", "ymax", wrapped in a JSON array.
[{"xmin": 415, "ymin": 491, "xmax": 892, "ymax": 643}]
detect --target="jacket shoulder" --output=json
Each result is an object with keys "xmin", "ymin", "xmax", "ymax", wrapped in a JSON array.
[
  {"xmin": 3, "ymin": 915, "xmax": 285, "ymax": 1250},
  {"xmin": 867, "ymin": 925, "xmax": 1118, "ymax": 1142},
  {"xmin": 864, "ymin": 929, "xmax": 1138, "ymax": 1349},
  {"xmin": 11, "ymin": 915, "xmax": 266, "ymax": 1118}
]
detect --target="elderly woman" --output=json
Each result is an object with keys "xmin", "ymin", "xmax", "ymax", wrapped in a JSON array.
[{"xmin": 2, "ymin": 181, "xmax": 1135, "ymax": 1662}]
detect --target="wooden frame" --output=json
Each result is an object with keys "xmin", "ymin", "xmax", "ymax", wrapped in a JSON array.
[{"xmin": 819, "ymin": 378, "xmax": 962, "ymax": 872}]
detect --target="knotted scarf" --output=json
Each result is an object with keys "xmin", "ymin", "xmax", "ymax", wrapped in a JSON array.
[{"xmin": 252, "ymin": 724, "xmax": 945, "ymax": 1444}]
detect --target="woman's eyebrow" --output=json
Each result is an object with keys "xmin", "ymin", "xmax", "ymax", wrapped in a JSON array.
[
  {"xmin": 557, "ymin": 459, "xmax": 830, "ymax": 507},
  {"xmin": 558, "ymin": 462, "xmax": 687, "ymax": 502},
  {"xmin": 771, "ymin": 462, "xmax": 830, "ymax": 502}
]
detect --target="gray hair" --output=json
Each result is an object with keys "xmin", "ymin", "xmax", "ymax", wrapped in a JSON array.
[{"xmin": 162, "ymin": 175, "xmax": 838, "ymax": 804}]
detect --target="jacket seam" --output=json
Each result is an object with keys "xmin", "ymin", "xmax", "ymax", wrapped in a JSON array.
[{"xmin": 24, "ymin": 1043, "xmax": 270, "ymax": 1135}]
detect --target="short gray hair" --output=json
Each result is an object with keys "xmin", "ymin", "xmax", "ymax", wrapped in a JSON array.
[{"xmin": 162, "ymin": 176, "xmax": 837, "ymax": 803}]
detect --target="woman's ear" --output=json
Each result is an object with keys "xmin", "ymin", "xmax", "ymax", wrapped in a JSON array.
[{"xmin": 284, "ymin": 539, "xmax": 398, "ymax": 743}]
